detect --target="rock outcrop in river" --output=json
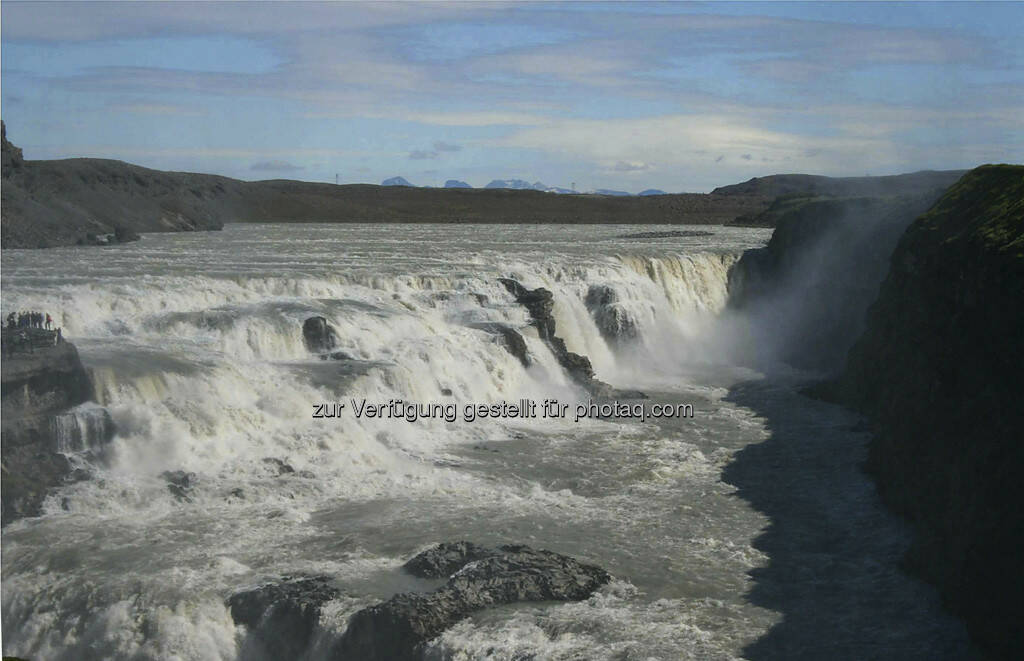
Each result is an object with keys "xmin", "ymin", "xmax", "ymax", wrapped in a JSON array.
[
  {"xmin": 302, "ymin": 316, "xmax": 352, "ymax": 360},
  {"xmin": 828, "ymin": 165, "xmax": 1024, "ymax": 659},
  {"xmin": 229, "ymin": 575, "xmax": 340, "ymax": 659},
  {"xmin": 498, "ymin": 278, "xmax": 644, "ymax": 398},
  {"xmin": 1, "ymin": 333, "xmax": 114, "ymax": 524},
  {"xmin": 226, "ymin": 542, "xmax": 610, "ymax": 660},
  {"xmin": 337, "ymin": 543, "xmax": 610, "ymax": 660}
]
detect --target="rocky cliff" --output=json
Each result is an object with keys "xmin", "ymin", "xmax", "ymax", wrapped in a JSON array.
[
  {"xmin": 1, "ymin": 335, "xmax": 113, "ymax": 524},
  {"xmin": 727, "ymin": 194, "xmax": 938, "ymax": 373},
  {"xmin": 832, "ymin": 165, "xmax": 1024, "ymax": 658}
]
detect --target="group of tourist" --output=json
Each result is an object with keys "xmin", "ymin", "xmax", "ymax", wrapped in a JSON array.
[
  {"xmin": 2, "ymin": 309, "xmax": 63, "ymax": 356},
  {"xmin": 7, "ymin": 310, "xmax": 53, "ymax": 330}
]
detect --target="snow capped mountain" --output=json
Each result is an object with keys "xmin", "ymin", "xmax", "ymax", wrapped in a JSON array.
[
  {"xmin": 382, "ymin": 176, "xmax": 661, "ymax": 196},
  {"xmin": 484, "ymin": 179, "xmax": 534, "ymax": 189},
  {"xmin": 381, "ymin": 176, "xmax": 415, "ymax": 186}
]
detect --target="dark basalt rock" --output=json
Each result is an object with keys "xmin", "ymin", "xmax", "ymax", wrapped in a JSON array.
[
  {"xmin": 262, "ymin": 457, "xmax": 295, "ymax": 476},
  {"xmin": 302, "ymin": 316, "xmax": 341, "ymax": 354},
  {"xmin": 468, "ymin": 322, "xmax": 531, "ymax": 368},
  {"xmin": 499, "ymin": 278, "xmax": 644, "ymax": 399},
  {"xmin": 614, "ymin": 230, "xmax": 713, "ymax": 239},
  {"xmin": 1, "ymin": 338, "xmax": 114, "ymax": 525},
  {"xmin": 113, "ymin": 224, "xmax": 141, "ymax": 243},
  {"xmin": 228, "ymin": 575, "xmax": 340, "ymax": 660},
  {"xmin": 585, "ymin": 285, "xmax": 638, "ymax": 348},
  {"xmin": 334, "ymin": 543, "xmax": 610, "ymax": 661},
  {"xmin": 160, "ymin": 470, "xmax": 196, "ymax": 501},
  {"xmin": 402, "ymin": 541, "xmax": 496, "ymax": 579}
]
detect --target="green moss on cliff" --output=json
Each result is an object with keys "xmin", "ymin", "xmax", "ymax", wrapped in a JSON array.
[{"xmin": 913, "ymin": 164, "xmax": 1024, "ymax": 255}]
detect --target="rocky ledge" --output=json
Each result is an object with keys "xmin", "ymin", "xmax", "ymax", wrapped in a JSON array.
[
  {"xmin": 1, "ymin": 334, "xmax": 114, "ymax": 524},
  {"xmin": 227, "ymin": 542, "xmax": 611, "ymax": 660}
]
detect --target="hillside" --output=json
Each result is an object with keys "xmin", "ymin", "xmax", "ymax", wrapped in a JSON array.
[
  {"xmin": 1, "ymin": 122, "xmax": 771, "ymax": 248},
  {"xmin": 1, "ymin": 122, "xmax": 970, "ymax": 248},
  {"xmin": 713, "ymin": 170, "xmax": 966, "ymax": 200}
]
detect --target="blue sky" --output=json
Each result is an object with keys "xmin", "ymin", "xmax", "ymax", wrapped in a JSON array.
[{"xmin": 2, "ymin": 1, "xmax": 1021, "ymax": 192}]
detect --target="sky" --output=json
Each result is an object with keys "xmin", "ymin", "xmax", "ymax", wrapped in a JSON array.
[{"xmin": 1, "ymin": 1, "xmax": 1022, "ymax": 193}]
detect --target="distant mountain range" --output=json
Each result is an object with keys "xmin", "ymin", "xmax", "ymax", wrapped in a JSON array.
[{"xmin": 388, "ymin": 176, "xmax": 655, "ymax": 196}]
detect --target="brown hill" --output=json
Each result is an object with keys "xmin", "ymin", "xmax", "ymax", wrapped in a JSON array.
[
  {"xmin": 711, "ymin": 170, "xmax": 966, "ymax": 199},
  {"xmin": 0, "ymin": 122, "xmax": 771, "ymax": 248}
]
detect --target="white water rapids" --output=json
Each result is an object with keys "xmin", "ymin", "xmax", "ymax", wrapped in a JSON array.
[{"xmin": 0, "ymin": 223, "xmax": 973, "ymax": 660}]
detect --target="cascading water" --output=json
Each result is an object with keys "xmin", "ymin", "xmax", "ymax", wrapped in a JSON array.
[{"xmin": 0, "ymin": 223, "xmax": 972, "ymax": 660}]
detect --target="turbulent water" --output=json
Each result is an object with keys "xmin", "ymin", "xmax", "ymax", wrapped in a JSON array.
[{"xmin": 1, "ymin": 224, "xmax": 973, "ymax": 660}]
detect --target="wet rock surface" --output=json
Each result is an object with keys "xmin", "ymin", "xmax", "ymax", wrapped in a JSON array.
[
  {"xmin": 585, "ymin": 284, "xmax": 638, "ymax": 348},
  {"xmin": 223, "ymin": 543, "xmax": 610, "ymax": 661},
  {"xmin": 302, "ymin": 316, "xmax": 342, "ymax": 355},
  {"xmin": 1, "ymin": 339, "xmax": 113, "ymax": 525},
  {"xmin": 160, "ymin": 470, "xmax": 196, "ymax": 501},
  {"xmin": 333, "ymin": 543, "xmax": 611, "ymax": 661},
  {"xmin": 499, "ymin": 278, "xmax": 644, "ymax": 399},
  {"xmin": 468, "ymin": 321, "xmax": 531, "ymax": 368},
  {"xmin": 401, "ymin": 541, "xmax": 496, "ymax": 579},
  {"xmin": 228, "ymin": 575, "xmax": 340, "ymax": 660}
]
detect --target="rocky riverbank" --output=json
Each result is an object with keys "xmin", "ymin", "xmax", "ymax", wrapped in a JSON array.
[{"xmin": 1, "ymin": 335, "xmax": 114, "ymax": 524}]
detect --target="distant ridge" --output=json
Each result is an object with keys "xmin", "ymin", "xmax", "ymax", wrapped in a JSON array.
[
  {"xmin": 444, "ymin": 179, "xmax": 471, "ymax": 189},
  {"xmin": 381, "ymin": 176, "xmax": 415, "ymax": 187},
  {"xmin": 711, "ymin": 170, "xmax": 966, "ymax": 198},
  {"xmin": 0, "ymin": 122, "xmax": 973, "ymax": 248}
]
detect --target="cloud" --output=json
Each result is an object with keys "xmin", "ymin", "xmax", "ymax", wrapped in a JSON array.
[
  {"xmin": 610, "ymin": 160, "xmax": 651, "ymax": 172},
  {"xmin": 2, "ymin": 2, "xmax": 1018, "ymax": 192},
  {"xmin": 250, "ymin": 160, "xmax": 305, "ymax": 172},
  {"xmin": 108, "ymin": 102, "xmax": 204, "ymax": 116},
  {"xmin": 407, "ymin": 141, "xmax": 463, "ymax": 160}
]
